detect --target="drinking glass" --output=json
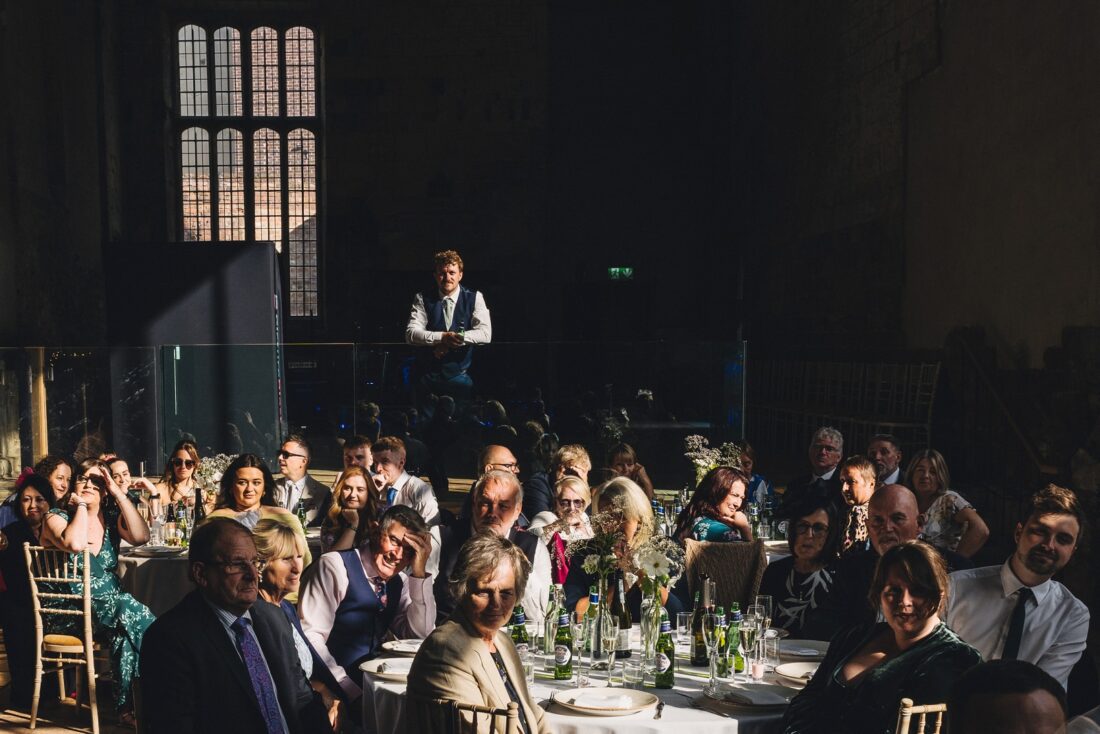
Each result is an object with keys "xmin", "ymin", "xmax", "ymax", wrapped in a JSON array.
[
  {"xmin": 570, "ymin": 613, "xmax": 589, "ymax": 687},
  {"xmin": 703, "ymin": 613, "xmax": 722, "ymax": 697},
  {"xmin": 520, "ymin": 648, "xmax": 535, "ymax": 685},
  {"xmin": 600, "ymin": 617, "xmax": 619, "ymax": 685},
  {"xmin": 754, "ymin": 596, "xmax": 773, "ymax": 636},
  {"xmin": 676, "ymin": 612, "xmax": 693, "ymax": 648},
  {"xmin": 623, "ymin": 658, "xmax": 644, "ymax": 689},
  {"xmin": 738, "ymin": 617, "xmax": 760, "ymax": 682}
]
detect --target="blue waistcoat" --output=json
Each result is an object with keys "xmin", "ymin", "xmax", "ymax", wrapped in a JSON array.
[
  {"xmin": 421, "ymin": 286, "xmax": 476, "ymax": 377},
  {"xmin": 327, "ymin": 550, "xmax": 403, "ymax": 677}
]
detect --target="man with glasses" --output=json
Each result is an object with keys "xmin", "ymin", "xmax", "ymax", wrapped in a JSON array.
[
  {"xmin": 435, "ymin": 469, "xmax": 550, "ymax": 625},
  {"xmin": 140, "ymin": 518, "xmax": 329, "ymax": 733},
  {"xmin": 274, "ymin": 435, "xmax": 330, "ymax": 526},
  {"xmin": 781, "ymin": 426, "xmax": 845, "ymax": 514},
  {"xmin": 458, "ymin": 444, "xmax": 522, "ymax": 521},
  {"xmin": 299, "ymin": 505, "xmax": 435, "ymax": 703}
]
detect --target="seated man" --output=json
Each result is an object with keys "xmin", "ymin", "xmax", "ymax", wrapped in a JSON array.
[
  {"xmin": 299, "ymin": 505, "xmax": 435, "ymax": 702},
  {"xmin": 806, "ymin": 483, "xmax": 970, "ymax": 638},
  {"xmin": 947, "ymin": 483, "xmax": 1089, "ymax": 690},
  {"xmin": 274, "ymin": 434, "xmax": 331, "ymax": 526},
  {"xmin": 458, "ymin": 443, "xmax": 522, "ymax": 521},
  {"xmin": 782, "ymin": 426, "xmax": 844, "ymax": 512},
  {"xmin": 436, "ymin": 469, "xmax": 550, "ymax": 625},
  {"xmin": 371, "ymin": 436, "xmax": 439, "ymax": 524},
  {"xmin": 140, "ymin": 518, "xmax": 329, "ymax": 733},
  {"xmin": 837, "ymin": 455, "xmax": 876, "ymax": 553},
  {"xmin": 950, "ymin": 660, "xmax": 1067, "ymax": 734},
  {"xmin": 866, "ymin": 433, "xmax": 903, "ymax": 486}
]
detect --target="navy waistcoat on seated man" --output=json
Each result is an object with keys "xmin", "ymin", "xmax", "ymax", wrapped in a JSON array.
[{"xmin": 327, "ymin": 548, "xmax": 403, "ymax": 676}]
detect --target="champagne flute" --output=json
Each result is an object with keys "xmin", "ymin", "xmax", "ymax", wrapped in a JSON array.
[
  {"xmin": 754, "ymin": 596, "xmax": 773, "ymax": 636},
  {"xmin": 738, "ymin": 617, "xmax": 759, "ymax": 682},
  {"xmin": 703, "ymin": 613, "xmax": 722, "ymax": 696},
  {"xmin": 600, "ymin": 615, "xmax": 619, "ymax": 685},
  {"xmin": 570, "ymin": 613, "xmax": 589, "ymax": 687}
]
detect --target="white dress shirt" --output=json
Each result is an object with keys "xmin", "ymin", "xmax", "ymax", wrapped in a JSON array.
[
  {"xmin": 947, "ymin": 561, "xmax": 1089, "ymax": 689},
  {"xmin": 388, "ymin": 471, "xmax": 440, "ymax": 527},
  {"xmin": 275, "ymin": 476, "xmax": 306, "ymax": 513},
  {"xmin": 405, "ymin": 288, "xmax": 492, "ymax": 346},
  {"xmin": 816, "ymin": 466, "xmax": 838, "ymax": 481},
  {"xmin": 881, "ymin": 467, "xmax": 901, "ymax": 485},
  {"xmin": 299, "ymin": 549, "xmax": 436, "ymax": 699},
  {"xmin": 522, "ymin": 536, "xmax": 552, "ymax": 624}
]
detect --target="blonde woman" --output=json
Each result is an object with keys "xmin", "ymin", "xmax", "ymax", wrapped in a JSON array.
[
  {"xmin": 527, "ymin": 476, "xmax": 594, "ymax": 584},
  {"xmin": 320, "ymin": 466, "xmax": 380, "ymax": 553}
]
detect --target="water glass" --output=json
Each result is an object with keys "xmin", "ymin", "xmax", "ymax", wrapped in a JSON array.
[
  {"xmin": 676, "ymin": 612, "xmax": 693, "ymax": 647},
  {"xmin": 623, "ymin": 658, "xmax": 644, "ymax": 689},
  {"xmin": 762, "ymin": 637, "xmax": 779, "ymax": 672},
  {"xmin": 520, "ymin": 649, "xmax": 535, "ymax": 685}
]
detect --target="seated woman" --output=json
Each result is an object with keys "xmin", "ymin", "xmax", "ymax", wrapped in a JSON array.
[
  {"xmin": 519, "ymin": 433, "xmax": 559, "ymax": 520},
  {"xmin": 0, "ymin": 474, "xmax": 55, "ymax": 708},
  {"xmin": 207, "ymin": 453, "xmax": 311, "ymax": 563},
  {"xmin": 252, "ymin": 519, "xmax": 342, "ymax": 729},
  {"xmin": 759, "ymin": 496, "xmax": 843, "ymax": 640},
  {"xmin": 40, "ymin": 459, "xmax": 155, "ymax": 726},
  {"xmin": 737, "ymin": 441, "xmax": 775, "ymax": 508},
  {"xmin": 781, "ymin": 541, "xmax": 982, "ymax": 734},
  {"xmin": 565, "ymin": 477, "xmax": 685, "ymax": 619},
  {"xmin": 606, "ymin": 442, "xmax": 655, "ymax": 499},
  {"xmin": 674, "ymin": 466, "xmax": 754, "ymax": 542},
  {"xmin": 0, "ymin": 457, "xmax": 71, "ymax": 528},
  {"xmin": 906, "ymin": 450, "xmax": 990, "ymax": 558},
  {"xmin": 154, "ymin": 439, "xmax": 202, "ymax": 509},
  {"xmin": 408, "ymin": 531, "xmax": 548, "ymax": 734},
  {"xmin": 526, "ymin": 476, "xmax": 594, "ymax": 584},
  {"xmin": 320, "ymin": 466, "xmax": 379, "ymax": 553}
]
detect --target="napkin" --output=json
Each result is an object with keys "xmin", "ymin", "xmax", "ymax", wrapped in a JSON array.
[
  {"xmin": 723, "ymin": 683, "xmax": 792, "ymax": 706},
  {"xmin": 785, "ymin": 647, "xmax": 822, "ymax": 657},
  {"xmin": 571, "ymin": 692, "xmax": 634, "ymax": 710}
]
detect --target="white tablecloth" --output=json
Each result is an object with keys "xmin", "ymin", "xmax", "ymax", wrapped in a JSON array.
[
  {"xmin": 361, "ymin": 645, "xmax": 786, "ymax": 734},
  {"xmin": 116, "ymin": 552, "xmax": 192, "ymax": 616}
]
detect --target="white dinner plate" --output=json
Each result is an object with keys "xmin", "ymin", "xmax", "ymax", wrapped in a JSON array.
[
  {"xmin": 360, "ymin": 657, "xmax": 413, "ymax": 683},
  {"xmin": 126, "ymin": 546, "xmax": 186, "ymax": 558},
  {"xmin": 551, "ymin": 687, "xmax": 659, "ymax": 716},
  {"xmin": 779, "ymin": 639, "xmax": 828, "ymax": 661},
  {"xmin": 380, "ymin": 639, "xmax": 423, "ymax": 656},
  {"xmin": 764, "ymin": 627, "xmax": 790, "ymax": 639},
  {"xmin": 775, "ymin": 661, "xmax": 819, "ymax": 687}
]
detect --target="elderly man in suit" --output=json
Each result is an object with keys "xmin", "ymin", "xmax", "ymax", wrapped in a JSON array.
[
  {"xmin": 139, "ymin": 518, "xmax": 329, "ymax": 733},
  {"xmin": 408, "ymin": 531, "xmax": 548, "ymax": 733},
  {"xmin": 782, "ymin": 426, "xmax": 845, "ymax": 513},
  {"xmin": 275, "ymin": 435, "xmax": 331, "ymax": 526}
]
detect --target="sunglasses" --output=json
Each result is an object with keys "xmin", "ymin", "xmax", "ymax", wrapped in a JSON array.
[
  {"xmin": 278, "ymin": 450, "xmax": 308, "ymax": 460},
  {"xmin": 794, "ymin": 522, "xmax": 830, "ymax": 536},
  {"xmin": 557, "ymin": 498, "xmax": 585, "ymax": 508},
  {"xmin": 170, "ymin": 458, "xmax": 196, "ymax": 469}
]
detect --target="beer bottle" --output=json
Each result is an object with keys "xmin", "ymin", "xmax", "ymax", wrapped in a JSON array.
[
  {"xmin": 510, "ymin": 605, "xmax": 530, "ymax": 656},
  {"xmin": 729, "ymin": 603, "xmax": 745, "ymax": 674},
  {"xmin": 654, "ymin": 608, "xmax": 675, "ymax": 688},
  {"xmin": 553, "ymin": 612, "xmax": 573, "ymax": 680},
  {"xmin": 584, "ymin": 585, "xmax": 601, "ymax": 654}
]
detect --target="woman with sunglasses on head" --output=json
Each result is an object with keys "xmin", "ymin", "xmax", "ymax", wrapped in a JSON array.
[
  {"xmin": 40, "ymin": 458, "xmax": 155, "ymax": 727},
  {"xmin": 759, "ymin": 495, "xmax": 843, "ymax": 640},
  {"xmin": 155, "ymin": 439, "xmax": 201, "ymax": 509}
]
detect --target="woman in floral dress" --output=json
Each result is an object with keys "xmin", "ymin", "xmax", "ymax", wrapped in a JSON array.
[
  {"xmin": 905, "ymin": 449, "xmax": 989, "ymax": 558},
  {"xmin": 40, "ymin": 458, "xmax": 155, "ymax": 726}
]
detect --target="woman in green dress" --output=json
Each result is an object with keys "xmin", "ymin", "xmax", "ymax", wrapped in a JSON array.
[
  {"xmin": 41, "ymin": 458, "xmax": 155, "ymax": 727},
  {"xmin": 781, "ymin": 541, "xmax": 982, "ymax": 734}
]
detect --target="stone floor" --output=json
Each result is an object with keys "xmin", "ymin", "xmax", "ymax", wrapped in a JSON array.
[{"xmin": 0, "ymin": 697, "xmax": 130, "ymax": 734}]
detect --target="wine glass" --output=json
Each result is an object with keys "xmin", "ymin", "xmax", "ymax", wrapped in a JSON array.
[
  {"xmin": 703, "ymin": 613, "xmax": 722, "ymax": 696},
  {"xmin": 600, "ymin": 615, "xmax": 619, "ymax": 685},
  {"xmin": 570, "ymin": 613, "xmax": 589, "ymax": 687},
  {"xmin": 754, "ymin": 596, "xmax": 773, "ymax": 636},
  {"xmin": 738, "ymin": 617, "xmax": 760, "ymax": 683}
]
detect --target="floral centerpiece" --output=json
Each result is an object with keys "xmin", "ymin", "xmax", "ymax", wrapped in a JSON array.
[
  {"xmin": 633, "ymin": 535, "xmax": 687, "ymax": 663},
  {"xmin": 566, "ymin": 503, "xmax": 627, "ymax": 584},
  {"xmin": 683, "ymin": 435, "xmax": 744, "ymax": 485},
  {"xmin": 196, "ymin": 453, "xmax": 237, "ymax": 508}
]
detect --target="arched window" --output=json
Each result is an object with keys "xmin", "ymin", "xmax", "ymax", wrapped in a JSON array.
[{"xmin": 172, "ymin": 23, "xmax": 322, "ymax": 317}]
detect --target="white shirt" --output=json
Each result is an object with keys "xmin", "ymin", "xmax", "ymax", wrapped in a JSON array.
[
  {"xmin": 405, "ymin": 288, "xmax": 492, "ymax": 346},
  {"xmin": 522, "ymin": 534, "xmax": 552, "ymax": 624},
  {"xmin": 388, "ymin": 471, "xmax": 440, "ymax": 527},
  {"xmin": 947, "ymin": 561, "xmax": 1089, "ymax": 689},
  {"xmin": 275, "ymin": 476, "xmax": 306, "ymax": 512},
  {"xmin": 815, "ymin": 466, "xmax": 838, "ymax": 481},
  {"xmin": 1069, "ymin": 706, "xmax": 1100, "ymax": 732},
  {"xmin": 299, "ymin": 549, "xmax": 436, "ymax": 699},
  {"xmin": 881, "ymin": 467, "xmax": 901, "ymax": 485}
]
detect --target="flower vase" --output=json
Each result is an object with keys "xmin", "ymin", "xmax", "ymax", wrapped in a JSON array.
[{"xmin": 639, "ymin": 584, "xmax": 662, "ymax": 671}]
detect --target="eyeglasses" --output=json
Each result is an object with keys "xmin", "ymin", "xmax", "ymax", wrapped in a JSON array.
[
  {"xmin": 794, "ymin": 522, "xmax": 830, "ymax": 536},
  {"xmin": 557, "ymin": 498, "xmax": 585, "ymax": 509},
  {"xmin": 170, "ymin": 458, "xmax": 196, "ymax": 468},
  {"xmin": 811, "ymin": 444, "xmax": 841, "ymax": 454},
  {"xmin": 278, "ymin": 450, "xmax": 308, "ymax": 460},
  {"xmin": 490, "ymin": 462, "xmax": 519, "ymax": 471},
  {"xmin": 207, "ymin": 559, "xmax": 266, "ymax": 575}
]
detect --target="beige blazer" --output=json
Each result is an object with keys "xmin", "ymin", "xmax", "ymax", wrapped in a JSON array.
[{"xmin": 407, "ymin": 608, "xmax": 549, "ymax": 733}]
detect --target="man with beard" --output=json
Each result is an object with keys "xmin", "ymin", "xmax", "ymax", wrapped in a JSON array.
[
  {"xmin": 866, "ymin": 433, "xmax": 903, "ymax": 486},
  {"xmin": 947, "ymin": 484, "xmax": 1088, "ymax": 689}
]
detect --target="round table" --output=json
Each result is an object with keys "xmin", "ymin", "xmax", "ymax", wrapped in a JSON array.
[{"xmin": 116, "ymin": 551, "xmax": 191, "ymax": 616}]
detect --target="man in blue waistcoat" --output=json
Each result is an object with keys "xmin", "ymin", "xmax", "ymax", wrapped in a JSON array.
[
  {"xmin": 405, "ymin": 249, "xmax": 492, "ymax": 408},
  {"xmin": 298, "ymin": 505, "xmax": 436, "ymax": 703}
]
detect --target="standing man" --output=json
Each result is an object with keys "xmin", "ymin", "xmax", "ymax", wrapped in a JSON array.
[
  {"xmin": 405, "ymin": 249, "xmax": 492, "ymax": 407},
  {"xmin": 867, "ymin": 434, "xmax": 903, "ymax": 486},
  {"xmin": 139, "ymin": 518, "xmax": 330, "ymax": 733},
  {"xmin": 947, "ymin": 484, "xmax": 1089, "ymax": 689},
  {"xmin": 275, "ymin": 435, "xmax": 331, "ymax": 526}
]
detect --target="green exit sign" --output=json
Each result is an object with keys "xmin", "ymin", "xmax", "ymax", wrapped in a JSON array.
[{"xmin": 608, "ymin": 267, "xmax": 634, "ymax": 280}]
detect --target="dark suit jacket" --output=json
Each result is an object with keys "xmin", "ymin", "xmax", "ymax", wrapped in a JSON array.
[
  {"xmin": 139, "ymin": 590, "xmax": 330, "ymax": 734},
  {"xmin": 780, "ymin": 471, "xmax": 843, "ymax": 516}
]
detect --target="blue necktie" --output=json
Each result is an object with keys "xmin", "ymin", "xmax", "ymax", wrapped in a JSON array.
[{"xmin": 231, "ymin": 616, "xmax": 284, "ymax": 734}]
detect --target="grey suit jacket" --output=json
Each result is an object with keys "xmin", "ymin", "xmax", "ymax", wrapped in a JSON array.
[
  {"xmin": 407, "ymin": 608, "xmax": 548, "ymax": 733},
  {"xmin": 276, "ymin": 473, "xmax": 331, "ymax": 526}
]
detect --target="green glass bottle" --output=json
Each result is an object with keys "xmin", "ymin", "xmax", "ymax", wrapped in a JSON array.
[
  {"xmin": 729, "ymin": 604, "xmax": 745, "ymax": 674},
  {"xmin": 691, "ymin": 581, "xmax": 711, "ymax": 666},
  {"xmin": 714, "ymin": 606, "xmax": 730, "ymax": 677},
  {"xmin": 510, "ymin": 605, "xmax": 530, "ymax": 656},
  {"xmin": 553, "ymin": 612, "xmax": 573, "ymax": 680},
  {"xmin": 584, "ymin": 585, "xmax": 601, "ymax": 654},
  {"xmin": 654, "ymin": 609, "xmax": 675, "ymax": 688}
]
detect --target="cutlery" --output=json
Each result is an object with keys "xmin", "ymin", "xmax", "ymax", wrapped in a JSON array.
[{"xmin": 653, "ymin": 702, "xmax": 665, "ymax": 720}]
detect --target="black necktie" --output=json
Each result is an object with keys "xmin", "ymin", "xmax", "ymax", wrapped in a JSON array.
[{"xmin": 1002, "ymin": 587, "xmax": 1034, "ymax": 660}]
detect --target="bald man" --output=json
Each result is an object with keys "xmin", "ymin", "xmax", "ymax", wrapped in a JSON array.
[{"xmin": 803, "ymin": 484, "xmax": 971, "ymax": 639}]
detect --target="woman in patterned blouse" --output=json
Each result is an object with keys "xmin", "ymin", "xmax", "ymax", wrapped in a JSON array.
[
  {"xmin": 674, "ymin": 466, "xmax": 754, "ymax": 542},
  {"xmin": 905, "ymin": 449, "xmax": 989, "ymax": 557}
]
